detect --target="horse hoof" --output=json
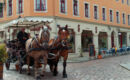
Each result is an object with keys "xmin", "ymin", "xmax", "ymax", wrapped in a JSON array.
[
  {"xmin": 36, "ymin": 76, "xmax": 41, "ymax": 80},
  {"xmin": 63, "ymin": 74, "xmax": 67, "ymax": 78},
  {"xmin": 40, "ymin": 74, "xmax": 44, "ymax": 77},
  {"xmin": 53, "ymin": 73, "xmax": 57, "ymax": 76},
  {"xmin": 19, "ymin": 69, "xmax": 22, "ymax": 74},
  {"xmin": 27, "ymin": 72, "xmax": 31, "ymax": 75}
]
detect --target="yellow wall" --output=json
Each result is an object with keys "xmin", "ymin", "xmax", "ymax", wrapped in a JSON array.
[{"xmin": 0, "ymin": 0, "xmax": 130, "ymax": 28}]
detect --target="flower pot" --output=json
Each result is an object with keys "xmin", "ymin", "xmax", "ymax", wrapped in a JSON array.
[
  {"xmin": 15, "ymin": 64, "xmax": 19, "ymax": 71},
  {"xmin": 0, "ymin": 62, "xmax": 3, "ymax": 80},
  {"xmin": 98, "ymin": 55, "xmax": 102, "ymax": 59}
]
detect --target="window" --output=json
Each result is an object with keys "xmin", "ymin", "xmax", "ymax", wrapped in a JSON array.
[
  {"xmin": 102, "ymin": 7, "xmax": 106, "ymax": 21},
  {"xmin": 60, "ymin": 0, "xmax": 67, "ymax": 13},
  {"xmin": 73, "ymin": 0, "xmax": 79, "ymax": 16},
  {"xmin": 35, "ymin": 0, "xmax": 47, "ymax": 11},
  {"xmin": 68, "ymin": 29, "xmax": 75, "ymax": 53},
  {"xmin": 0, "ymin": 3, "xmax": 3, "ymax": 18},
  {"xmin": 128, "ymin": 15, "xmax": 130, "ymax": 25},
  {"xmin": 127, "ymin": 0, "xmax": 129, "ymax": 5},
  {"xmin": 8, "ymin": 0, "xmax": 12, "ymax": 16},
  {"xmin": 84, "ymin": 3, "xmax": 89, "ymax": 18},
  {"xmin": 122, "ymin": 0, "xmax": 124, "ymax": 4},
  {"xmin": 122, "ymin": 13, "xmax": 125, "ymax": 24},
  {"xmin": 94, "ymin": 5, "xmax": 98, "ymax": 20},
  {"xmin": 110, "ymin": 10, "xmax": 113, "ymax": 22},
  {"xmin": 116, "ymin": 11, "xmax": 120, "ymax": 23},
  {"xmin": 18, "ymin": 0, "xmax": 23, "ymax": 14}
]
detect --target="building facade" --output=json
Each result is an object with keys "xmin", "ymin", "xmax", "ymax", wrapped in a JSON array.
[{"xmin": 0, "ymin": 0, "xmax": 130, "ymax": 57}]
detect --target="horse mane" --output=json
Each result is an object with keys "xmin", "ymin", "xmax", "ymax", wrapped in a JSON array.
[
  {"xmin": 39, "ymin": 29, "xmax": 42, "ymax": 40},
  {"xmin": 58, "ymin": 28, "xmax": 69, "ymax": 35}
]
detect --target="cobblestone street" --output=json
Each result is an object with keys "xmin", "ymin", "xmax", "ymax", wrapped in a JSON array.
[{"xmin": 3, "ymin": 54, "xmax": 130, "ymax": 80}]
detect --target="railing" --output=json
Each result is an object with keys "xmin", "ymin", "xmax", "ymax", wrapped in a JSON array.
[{"xmin": 99, "ymin": 46, "xmax": 130, "ymax": 58}]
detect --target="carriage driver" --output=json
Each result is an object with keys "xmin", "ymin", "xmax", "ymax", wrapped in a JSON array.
[{"xmin": 17, "ymin": 28, "xmax": 29, "ymax": 48}]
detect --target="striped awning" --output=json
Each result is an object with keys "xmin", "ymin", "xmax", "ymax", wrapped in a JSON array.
[
  {"xmin": 1, "ymin": 17, "xmax": 53, "ymax": 29},
  {"xmin": 0, "ymin": 0, "xmax": 4, "ymax": 3}
]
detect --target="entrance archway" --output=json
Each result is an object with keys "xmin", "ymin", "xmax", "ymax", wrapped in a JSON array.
[
  {"xmin": 81, "ymin": 30, "xmax": 93, "ymax": 52},
  {"xmin": 68, "ymin": 29, "xmax": 75, "ymax": 53},
  {"xmin": 111, "ymin": 31, "xmax": 115, "ymax": 48},
  {"xmin": 118, "ymin": 32, "xmax": 127, "ymax": 48},
  {"xmin": 98, "ymin": 32, "xmax": 108, "ymax": 49}
]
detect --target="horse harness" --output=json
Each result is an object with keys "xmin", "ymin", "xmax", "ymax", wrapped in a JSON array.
[{"xmin": 28, "ymin": 36, "xmax": 48, "ymax": 53}]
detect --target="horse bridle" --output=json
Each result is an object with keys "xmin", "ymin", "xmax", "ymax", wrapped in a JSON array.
[{"xmin": 40, "ymin": 28, "xmax": 50, "ymax": 48}]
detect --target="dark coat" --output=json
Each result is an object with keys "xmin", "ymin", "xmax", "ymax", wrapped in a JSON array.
[{"xmin": 17, "ymin": 31, "xmax": 29, "ymax": 43}]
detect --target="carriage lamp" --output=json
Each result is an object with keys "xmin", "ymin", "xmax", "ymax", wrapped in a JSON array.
[
  {"xmin": 118, "ymin": 32, "xmax": 121, "ymax": 35},
  {"xmin": 67, "ymin": 35, "xmax": 70, "ymax": 39}
]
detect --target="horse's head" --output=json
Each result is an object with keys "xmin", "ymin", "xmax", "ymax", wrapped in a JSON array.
[
  {"xmin": 57, "ymin": 25, "xmax": 69, "ymax": 47},
  {"xmin": 39, "ymin": 25, "xmax": 51, "ymax": 47}
]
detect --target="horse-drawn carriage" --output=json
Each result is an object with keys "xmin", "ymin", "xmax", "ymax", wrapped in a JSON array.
[
  {"xmin": 5, "ymin": 39, "xmax": 33, "ymax": 72},
  {"xmin": 5, "ymin": 24, "xmax": 71, "ymax": 80}
]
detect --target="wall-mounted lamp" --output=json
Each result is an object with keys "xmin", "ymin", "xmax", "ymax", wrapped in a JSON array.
[
  {"xmin": 108, "ymin": 26, "xmax": 111, "ymax": 30},
  {"xmin": 78, "ymin": 24, "xmax": 80, "ymax": 32}
]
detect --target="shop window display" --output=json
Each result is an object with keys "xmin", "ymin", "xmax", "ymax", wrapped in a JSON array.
[
  {"xmin": 82, "ymin": 30, "xmax": 93, "ymax": 52},
  {"xmin": 68, "ymin": 29, "xmax": 75, "ymax": 53},
  {"xmin": 98, "ymin": 32, "xmax": 108, "ymax": 49}
]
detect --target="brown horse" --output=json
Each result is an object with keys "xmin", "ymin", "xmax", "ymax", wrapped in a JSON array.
[
  {"xmin": 26, "ymin": 25, "xmax": 51, "ymax": 79},
  {"xmin": 48, "ymin": 25, "xmax": 70, "ymax": 78}
]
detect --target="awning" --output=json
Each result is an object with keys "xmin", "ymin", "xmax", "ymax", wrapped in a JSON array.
[
  {"xmin": 0, "ymin": 28, "xmax": 4, "ymax": 32},
  {"xmin": 1, "ymin": 17, "xmax": 54, "ymax": 29}
]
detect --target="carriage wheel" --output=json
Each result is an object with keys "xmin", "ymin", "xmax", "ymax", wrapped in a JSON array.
[
  {"xmin": 19, "ymin": 67, "xmax": 22, "ymax": 74},
  {"xmin": 18, "ymin": 64, "xmax": 22, "ymax": 74},
  {"xmin": 5, "ymin": 61, "xmax": 10, "ymax": 70}
]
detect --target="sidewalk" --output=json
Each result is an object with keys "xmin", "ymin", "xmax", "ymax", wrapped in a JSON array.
[
  {"xmin": 65, "ymin": 53, "xmax": 93, "ymax": 63},
  {"xmin": 66, "ymin": 52, "xmax": 130, "ymax": 63},
  {"xmin": 120, "ymin": 63, "xmax": 130, "ymax": 71}
]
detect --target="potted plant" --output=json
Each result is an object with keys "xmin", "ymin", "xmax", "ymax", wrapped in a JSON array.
[
  {"xmin": 0, "ymin": 43, "xmax": 8, "ymax": 80},
  {"xmin": 97, "ymin": 51, "xmax": 102, "ymax": 59}
]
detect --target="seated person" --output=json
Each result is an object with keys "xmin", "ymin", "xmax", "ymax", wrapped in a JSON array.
[{"xmin": 17, "ymin": 28, "xmax": 29, "ymax": 49}]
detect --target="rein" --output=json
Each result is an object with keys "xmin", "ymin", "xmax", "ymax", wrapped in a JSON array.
[{"xmin": 28, "ymin": 36, "xmax": 48, "ymax": 53}]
